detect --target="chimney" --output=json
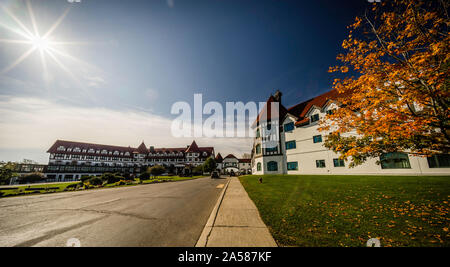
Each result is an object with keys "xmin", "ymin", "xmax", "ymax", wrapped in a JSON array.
[{"xmin": 273, "ymin": 90, "xmax": 282, "ymax": 104}]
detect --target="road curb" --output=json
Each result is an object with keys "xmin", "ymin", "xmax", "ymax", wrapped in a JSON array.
[{"xmin": 195, "ymin": 178, "xmax": 231, "ymax": 247}]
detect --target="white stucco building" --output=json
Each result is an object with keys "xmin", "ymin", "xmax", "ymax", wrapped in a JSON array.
[
  {"xmin": 215, "ymin": 153, "xmax": 252, "ymax": 175},
  {"xmin": 251, "ymin": 90, "xmax": 450, "ymax": 175}
]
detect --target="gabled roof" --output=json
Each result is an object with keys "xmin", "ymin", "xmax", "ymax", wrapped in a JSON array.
[
  {"xmin": 185, "ymin": 140, "xmax": 200, "ymax": 153},
  {"xmin": 215, "ymin": 153, "xmax": 223, "ymax": 162},
  {"xmin": 288, "ymin": 89, "xmax": 347, "ymax": 120},
  {"xmin": 135, "ymin": 141, "xmax": 148, "ymax": 154},
  {"xmin": 224, "ymin": 154, "xmax": 238, "ymax": 159},
  {"xmin": 252, "ymin": 95, "xmax": 288, "ymax": 128},
  {"xmin": 47, "ymin": 140, "xmax": 135, "ymax": 156},
  {"xmin": 47, "ymin": 139, "xmax": 214, "ymax": 159}
]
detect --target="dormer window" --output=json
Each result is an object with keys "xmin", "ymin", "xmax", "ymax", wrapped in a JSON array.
[
  {"xmin": 57, "ymin": 146, "xmax": 65, "ymax": 151},
  {"xmin": 74, "ymin": 147, "xmax": 81, "ymax": 152},
  {"xmin": 101, "ymin": 150, "xmax": 108, "ymax": 154},
  {"xmin": 125, "ymin": 152, "xmax": 130, "ymax": 156},
  {"xmin": 310, "ymin": 114, "xmax": 320, "ymax": 123},
  {"xmin": 284, "ymin": 122, "xmax": 294, "ymax": 132},
  {"xmin": 88, "ymin": 148, "xmax": 95, "ymax": 153},
  {"xmin": 203, "ymin": 152, "xmax": 207, "ymax": 156},
  {"xmin": 326, "ymin": 109, "xmax": 336, "ymax": 115},
  {"xmin": 113, "ymin": 151, "xmax": 119, "ymax": 155},
  {"xmin": 67, "ymin": 148, "xmax": 72, "ymax": 152}
]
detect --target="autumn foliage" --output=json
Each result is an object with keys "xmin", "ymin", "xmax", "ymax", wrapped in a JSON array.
[{"xmin": 321, "ymin": 0, "xmax": 450, "ymax": 167}]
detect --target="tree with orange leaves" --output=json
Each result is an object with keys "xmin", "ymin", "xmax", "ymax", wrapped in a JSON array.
[{"xmin": 321, "ymin": 0, "xmax": 449, "ymax": 167}]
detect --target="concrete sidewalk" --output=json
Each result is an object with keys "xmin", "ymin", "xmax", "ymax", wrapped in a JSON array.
[{"xmin": 196, "ymin": 177, "xmax": 277, "ymax": 247}]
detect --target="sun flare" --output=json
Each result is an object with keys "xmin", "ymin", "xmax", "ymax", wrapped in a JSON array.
[
  {"xmin": 31, "ymin": 35, "xmax": 51, "ymax": 51},
  {"xmin": 0, "ymin": 0, "xmax": 85, "ymax": 84}
]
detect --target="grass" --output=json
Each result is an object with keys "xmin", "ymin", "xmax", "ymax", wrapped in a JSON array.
[
  {"xmin": 0, "ymin": 182, "xmax": 79, "ymax": 197},
  {"xmin": 0, "ymin": 175, "xmax": 206, "ymax": 198},
  {"xmin": 239, "ymin": 175, "xmax": 450, "ymax": 247}
]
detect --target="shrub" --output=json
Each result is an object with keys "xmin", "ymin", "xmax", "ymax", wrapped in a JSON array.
[
  {"xmin": 65, "ymin": 184, "xmax": 77, "ymax": 191},
  {"xmin": 101, "ymin": 173, "xmax": 121, "ymax": 184},
  {"xmin": 89, "ymin": 177, "xmax": 103, "ymax": 186},
  {"xmin": 139, "ymin": 172, "xmax": 150, "ymax": 181},
  {"xmin": 18, "ymin": 172, "xmax": 45, "ymax": 184},
  {"xmin": 193, "ymin": 165, "xmax": 204, "ymax": 176},
  {"xmin": 149, "ymin": 165, "xmax": 165, "ymax": 178}
]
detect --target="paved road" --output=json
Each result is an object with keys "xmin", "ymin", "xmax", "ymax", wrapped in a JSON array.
[{"xmin": 0, "ymin": 177, "xmax": 228, "ymax": 247}]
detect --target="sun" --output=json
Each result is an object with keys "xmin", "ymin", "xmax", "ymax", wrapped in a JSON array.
[
  {"xmin": 0, "ymin": 0, "xmax": 85, "ymax": 82},
  {"xmin": 31, "ymin": 35, "xmax": 51, "ymax": 52}
]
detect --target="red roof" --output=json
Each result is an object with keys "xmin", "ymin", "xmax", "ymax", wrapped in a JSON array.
[
  {"xmin": 47, "ymin": 140, "xmax": 135, "ymax": 155},
  {"xmin": 224, "ymin": 154, "xmax": 238, "ymax": 159},
  {"xmin": 288, "ymin": 89, "xmax": 346, "ymax": 119},
  {"xmin": 238, "ymin": 158, "xmax": 251, "ymax": 163},
  {"xmin": 252, "ymin": 95, "xmax": 288, "ymax": 128},
  {"xmin": 185, "ymin": 140, "xmax": 200, "ymax": 153},
  {"xmin": 215, "ymin": 153, "xmax": 223, "ymax": 162},
  {"xmin": 253, "ymin": 89, "xmax": 350, "ymax": 128},
  {"xmin": 135, "ymin": 141, "xmax": 148, "ymax": 153},
  {"xmin": 47, "ymin": 139, "xmax": 214, "ymax": 158}
]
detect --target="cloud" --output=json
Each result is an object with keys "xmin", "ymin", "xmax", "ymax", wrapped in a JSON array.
[
  {"xmin": 85, "ymin": 75, "xmax": 106, "ymax": 88},
  {"xmin": 0, "ymin": 96, "xmax": 252, "ymax": 163}
]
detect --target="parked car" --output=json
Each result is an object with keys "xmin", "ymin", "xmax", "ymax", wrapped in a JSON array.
[{"xmin": 210, "ymin": 171, "xmax": 220, "ymax": 179}]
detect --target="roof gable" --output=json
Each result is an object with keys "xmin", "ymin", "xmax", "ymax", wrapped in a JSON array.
[{"xmin": 252, "ymin": 95, "xmax": 288, "ymax": 128}]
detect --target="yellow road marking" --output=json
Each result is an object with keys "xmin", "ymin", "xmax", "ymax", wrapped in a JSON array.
[{"xmin": 216, "ymin": 184, "xmax": 224, "ymax": 189}]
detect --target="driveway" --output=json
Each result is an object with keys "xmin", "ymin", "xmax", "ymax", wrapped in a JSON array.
[{"xmin": 0, "ymin": 177, "xmax": 228, "ymax": 247}]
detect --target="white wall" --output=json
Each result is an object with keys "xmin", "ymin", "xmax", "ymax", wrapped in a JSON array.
[{"xmin": 255, "ymin": 101, "xmax": 450, "ymax": 176}]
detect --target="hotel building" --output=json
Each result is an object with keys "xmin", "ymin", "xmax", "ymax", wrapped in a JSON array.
[
  {"xmin": 46, "ymin": 140, "xmax": 214, "ymax": 181},
  {"xmin": 251, "ymin": 90, "xmax": 450, "ymax": 175}
]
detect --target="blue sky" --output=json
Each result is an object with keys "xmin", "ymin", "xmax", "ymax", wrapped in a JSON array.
[{"xmin": 0, "ymin": 0, "xmax": 368, "ymax": 163}]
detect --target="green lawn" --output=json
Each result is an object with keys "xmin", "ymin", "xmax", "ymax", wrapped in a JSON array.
[
  {"xmin": 239, "ymin": 175, "xmax": 450, "ymax": 247},
  {"xmin": 0, "ymin": 182, "xmax": 79, "ymax": 197},
  {"xmin": 0, "ymin": 176, "xmax": 206, "ymax": 198}
]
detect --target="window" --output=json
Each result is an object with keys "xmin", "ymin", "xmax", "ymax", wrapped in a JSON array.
[
  {"xmin": 285, "ymin": 140, "xmax": 296, "ymax": 150},
  {"xmin": 310, "ymin": 114, "xmax": 320, "ymax": 123},
  {"xmin": 256, "ymin": 144, "xmax": 261, "ymax": 154},
  {"xmin": 257, "ymin": 162, "xmax": 262, "ymax": 171},
  {"xmin": 287, "ymin": 162, "xmax": 298, "ymax": 170},
  {"xmin": 284, "ymin": 122, "xmax": 294, "ymax": 132},
  {"xmin": 326, "ymin": 109, "xmax": 336, "ymax": 115},
  {"xmin": 267, "ymin": 123, "xmax": 271, "ymax": 131},
  {"xmin": 316, "ymin": 160, "xmax": 326, "ymax": 168},
  {"xmin": 265, "ymin": 146, "xmax": 278, "ymax": 153},
  {"xmin": 333, "ymin": 158, "xmax": 345, "ymax": 167},
  {"xmin": 380, "ymin": 152, "xmax": 411, "ymax": 169},
  {"xmin": 427, "ymin": 154, "xmax": 450, "ymax": 168},
  {"xmin": 256, "ymin": 128, "xmax": 260, "ymax": 138},
  {"xmin": 313, "ymin": 135, "xmax": 322, "ymax": 143},
  {"xmin": 267, "ymin": 161, "xmax": 278, "ymax": 171}
]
